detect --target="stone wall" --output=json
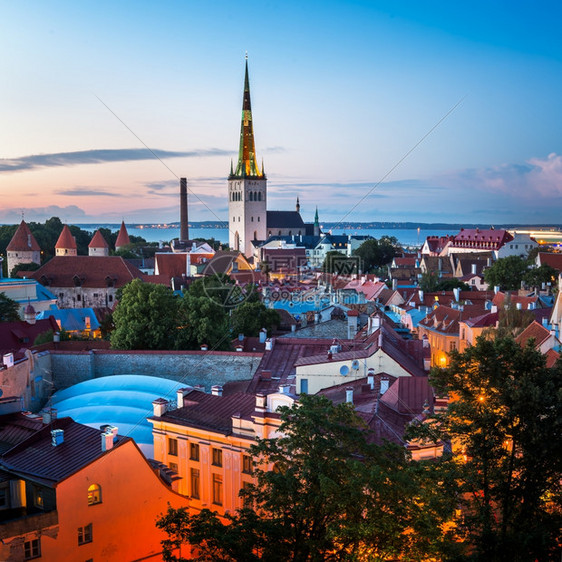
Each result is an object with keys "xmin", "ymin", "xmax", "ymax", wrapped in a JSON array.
[{"xmin": 51, "ymin": 350, "xmax": 262, "ymax": 391}]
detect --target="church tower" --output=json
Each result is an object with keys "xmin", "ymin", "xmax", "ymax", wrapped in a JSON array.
[{"xmin": 228, "ymin": 55, "xmax": 267, "ymax": 256}]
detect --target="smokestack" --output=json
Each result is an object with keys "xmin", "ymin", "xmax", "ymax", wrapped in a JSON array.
[{"xmin": 180, "ymin": 177, "xmax": 189, "ymax": 242}]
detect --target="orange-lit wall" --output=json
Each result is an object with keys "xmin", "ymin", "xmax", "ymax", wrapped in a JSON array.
[
  {"xmin": 28, "ymin": 440, "xmax": 186, "ymax": 562},
  {"xmin": 417, "ymin": 325, "xmax": 458, "ymax": 368}
]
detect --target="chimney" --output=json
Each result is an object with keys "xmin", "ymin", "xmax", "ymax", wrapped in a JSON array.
[
  {"xmin": 345, "ymin": 387, "xmax": 353, "ymax": 404},
  {"xmin": 367, "ymin": 368, "xmax": 375, "ymax": 390},
  {"xmin": 418, "ymin": 289, "xmax": 424, "ymax": 303},
  {"xmin": 211, "ymin": 385, "xmax": 223, "ymax": 397},
  {"xmin": 494, "ymin": 285, "xmax": 500, "ymax": 294},
  {"xmin": 176, "ymin": 387, "xmax": 192, "ymax": 408},
  {"xmin": 516, "ymin": 302, "xmax": 522, "ymax": 310},
  {"xmin": 101, "ymin": 430, "xmax": 114, "ymax": 451},
  {"xmin": 180, "ymin": 177, "xmax": 189, "ymax": 242},
  {"xmin": 471, "ymin": 263, "xmax": 477, "ymax": 275},
  {"xmin": 152, "ymin": 398, "xmax": 168, "ymax": 417},
  {"xmin": 278, "ymin": 384, "xmax": 290, "ymax": 395},
  {"xmin": 255, "ymin": 393, "xmax": 267, "ymax": 413},
  {"xmin": 453, "ymin": 287, "xmax": 460, "ymax": 302},
  {"xmin": 51, "ymin": 429, "xmax": 64, "ymax": 446}
]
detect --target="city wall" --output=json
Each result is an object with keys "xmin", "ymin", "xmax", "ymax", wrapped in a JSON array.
[{"xmin": 50, "ymin": 350, "xmax": 263, "ymax": 390}]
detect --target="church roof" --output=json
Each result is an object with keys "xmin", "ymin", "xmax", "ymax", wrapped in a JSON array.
[
  {"xmin": 267, "ymin": 211, "xmax": 306, "ymax": 229},
  {"xmin": 6, "ymin": 221, "xmax": 41, "ymax": 252},
  {"xmin": 88, "ymin": 229, "xmax": 109, "ymax": 249},
  {"xmin": 55, "ymin": 225, "xmax": 77, "ymax": 250},
  {"xmin": 231, "ymin": 56, "xmax": 264, "ymax": 179},
  {"xmin": 115, "ymin": 221, "xmax": 131, "ymax": 248}
]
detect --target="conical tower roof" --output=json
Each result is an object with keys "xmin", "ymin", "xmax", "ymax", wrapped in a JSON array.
[
  {"xmin": 115, "ymin": 221, "xmax": 130, "ymax": 248},
  {"xmin": 55, "ymin": 225, "xmax": 77, "ymax": 250},
  {"xmin": 232, "ymin": 56, "xmax": 264, "ymax": 178},
  {"xmin": 6, "ymin": 220, "xmax": 41, "ymax": 252},
  {"xmin": 88, "ymin": 229, "xmax": 109, "ymax": 249}
]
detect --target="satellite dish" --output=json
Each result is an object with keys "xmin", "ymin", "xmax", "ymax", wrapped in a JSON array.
[
  {"xmin": 351, "ymin": 359, "xmax": 360, "ymax": 370},
  {"xmin": 339, "ymin": 365, "xmax": 349, "ymax": 376}
]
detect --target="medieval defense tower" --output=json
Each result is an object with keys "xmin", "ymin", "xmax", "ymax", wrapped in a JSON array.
[{"xmin": 228, "ymin": 56, "xmax": 267, "ymax": 255}]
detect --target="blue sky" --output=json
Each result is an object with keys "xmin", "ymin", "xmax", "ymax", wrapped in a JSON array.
[{"xmin": 1, "ymin": 1, "xmax": 562, "ymax": 225}]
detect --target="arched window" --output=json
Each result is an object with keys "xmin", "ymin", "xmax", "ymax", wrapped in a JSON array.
[
  {"xmin": 249, "ymin": 192, "xmax": 253, "ymax": 201},
  {"xmin": 88, "ymin": 484, "xmax": 102, "ymax": 505},
  {"xmin": 258, "ymin": 192, "xmax": 262, "ymax": 201}
]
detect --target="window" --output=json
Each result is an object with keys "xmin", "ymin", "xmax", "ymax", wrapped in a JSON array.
[
  {"xmin": 76, "ymin": 294, "xmax": 81, "ymax": 301},
  {"xmin": 212, "ymin": 448, "xmax": 222, "ymax": 467},
  {"xmin": 168, "ymin": 438, "xmax": 178, "ymax": 456},
  {"xmin": 87, "ymin": 484, "xmax": 101, "ymax": 505},
  {"xmin": 241, "ymin": 480, "xmax": 253, "ymax": 507},
  {"xmin": 33, "ymin": 486, "xmax": 44, "ymax": 509},
  {"xmin": 0, "ymin": 486, "xmax": 8, "ymax": 509},
  {"xmin": 24, "ymin": 538, "xmax": 41, "ymax": 560},
  {"xmin": 78, "ymin": 523, "xmax": 93, "ymax": 545},
  {"xmin": 300, "ymin": 378, "xmax": 308, "ymax": 394},
  {"xmin": 242, "ymin": 454, "xmax": 253, "ymax": 474},
  {"xmin": 190, "ymin": 443, "xmax": 200, "ymax": 461},
  {"xmin": 257, "ymin": 216, "xmax": 260, "ymax": 222},
  {"xmin": 169, "ymin": 462, "xmax": 178, "ymax": 472},
  {"xmin": 450, "ymin": 341, "xmax": 457, "ymax": 352},
  {"xmin": 190, "ymin": 468, "xmax": 200, "ymax": 499},
  {"xmin": 212, "ymin": 474, "xmax": 222, "ymax": 505}
]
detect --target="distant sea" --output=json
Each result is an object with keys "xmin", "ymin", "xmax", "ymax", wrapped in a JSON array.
[{"xmin": 76, "ymin": 224, "xmax": 456, "ymax": 248}]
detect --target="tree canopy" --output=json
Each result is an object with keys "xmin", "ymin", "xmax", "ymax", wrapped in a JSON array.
[
  {"xmin": 353, "ymin": 236, "xmax": 401, "ymax": 272},
  {"xmin": 157, "ymin": 395, "xmax": 459, "ymax": 561},
  {"xmin": 411, "ymin": 336, "xmax": 562, "ymax": 561},
  {"xmin": 0, "ymin": 292, "xmax": 21, "ymax": 322}
]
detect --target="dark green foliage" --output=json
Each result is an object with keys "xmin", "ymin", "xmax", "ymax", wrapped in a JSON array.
[
  {"xmin": 157, "ymin": 395, "xmax": 459, "ymax": 561},
  {"xmin": 110, "ymin": 279, "xmax": 178, "ymax": 349},
  {"xmin": 353, "ymin": 236, "xmax": 401, "ymax": 272},
  {"xmin": 483, "ymin": 256, "xmax": 528, "ymax": 291},
  {"xmin": 9, "ymin": 262, "xmax": 41, "ymax": 278},
  {"xmin": 230, "ymin": 302, "xmax": 280, "ymax": 337},
  {"xmin": 33, "ymin": 329, "xmax": 54, "ymax": 346},
  {"xmin": 0, "ymin": 292, "xmax": 21, "ymax": 322},
  {"xmin": 412, "ymin": 336, "xmax": 562, "ymax": 561},
  {"xmin": 523, "ymin": 263, "xmax": 557, "ymax": 289},
  {"xmin": 321, "ymin": 250, "xmax": 358, "ymax": 274}
]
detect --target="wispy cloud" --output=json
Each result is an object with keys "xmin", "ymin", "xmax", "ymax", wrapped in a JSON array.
[
  {"xmin": 0, "ymin": 148, "xmax": 232, "ymax": 173},
  {"xmin": 55, "ymin": 187, "xmax": 127, "ymax": 197}
]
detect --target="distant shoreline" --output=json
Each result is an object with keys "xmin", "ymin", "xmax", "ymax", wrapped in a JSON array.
[{"xmin": 68, "ymin": 221, "xmax": 562, "ymax": 231}]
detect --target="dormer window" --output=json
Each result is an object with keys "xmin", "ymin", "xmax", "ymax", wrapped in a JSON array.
[
  {"xmin": 105, "ymin": 276, "xmax": 115, "ymax": 288},
  {"xmin": 73, "ymin": 275, "xmax": 82, "ymax": 287}
]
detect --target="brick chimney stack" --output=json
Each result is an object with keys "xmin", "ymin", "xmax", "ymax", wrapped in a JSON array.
[{"xmin": 180, "ymin": 177, "xmax": 189, "ymax": 243}]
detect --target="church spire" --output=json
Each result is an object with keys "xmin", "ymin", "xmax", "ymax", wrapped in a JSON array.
[
  {"xmin": 233, "ymin": 55, "xmax": 263, "ymax": 178},
  {"xmin": 296, "ymin": 197, "xmax": 300, "ymax": 213}
]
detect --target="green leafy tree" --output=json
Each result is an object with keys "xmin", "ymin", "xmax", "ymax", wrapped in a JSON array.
[
  {"xmin": 420, "ymin": 271, "xmax": 439, "ymax": 292},
  {"xmin": 483, "ymin": 256, "xmax": 528, "ymax": 291},
  {"xmin": 412, "ymin": 336, "xmax": 562, "ymax": 561},
  {"xmin": 435, "ymin": 278, "xmax": 471, "ymax": 292},
  {"xmin": 175, "ymin": 293, "xmax": 230, "ymax": 351},
  {"xmin": 231, "ymin": 301, "xmax": 280, "ymax": 337},
  {"xmin": 10, "ymin": 262, "xmax": 41, "ymax": 278},
  {"xmin": 157, "ymin": 395, "xmax": 460, "ymax": 561},
  {"xmin": 321, "ymin": 250, "xmax": 358, "ymax": 274},
  {"xmin": 0, "ymin": 292, "xmax": 21, "ymax": 322},
  {"xmin": 353, "ymin": 237, "xmax": 401, "ymax": 272},
  {"xmin": 523, "ymin": 263, "xmax": 557, "ymax": 289},
  {"xmin": 110, "ymin": 279, "xmax": 178, "ymax": 349}
]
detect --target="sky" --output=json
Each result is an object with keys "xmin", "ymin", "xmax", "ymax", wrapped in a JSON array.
[{"xmin": 1, "ymin": 1, "xmax": 562, "ymax": 226}]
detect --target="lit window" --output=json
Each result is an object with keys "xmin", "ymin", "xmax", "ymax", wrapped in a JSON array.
[
  {"xmin": 87, "ymin": 484, "xmax": 101, "ymax": 506},
  {"xmin": 212, "ymin": 474, "xmax": 223, "ymax": 505},
  {"xmin": 33, "ymin": 487, "xmax": 44, "ymax": 509},
  {"xmin": 78, "ymin": 523, "xmax": 93, "ymax": 545},
  {"xmin": 24, "ymin": 538, "xmax": 41, "ymax": 560},
  {"xmin": 190, "ymin": 443, "xmax": 200, "ymax": 461},
  {"xmin": 212, "ymin": 448, "xmax": 222, "ymax": 467},
  {"xmin": 168, "ymin": 438, "xmax": 178, "ymax": 456},
  {"xmin": 242, "ymin": 455, "xmax": 253, "ymax": 474},
  {"xmin": 191, "ymin": 468, "xmax": 200, "ymax": 499}
]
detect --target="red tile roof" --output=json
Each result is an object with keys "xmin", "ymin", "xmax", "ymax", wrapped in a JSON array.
[
  {"xmin": 1, "ymin": 417, "xmax": 130, "ymax": 484},
  {"xmin": 115, "ymin": 221, "xmax": 130, "ymax": 248},
  {"xmin": 452, "ymin": 228, "xmax": 513, "ymax": 250},
  {"xmin": 536, "ymin": 252, "xmax": 562, "ymax": 272},
  {"xmin": 88, "ymin": 229, "xmax": 109, "ymax": 248},
  {"xmin": 545, "ymin": 348, "xmax": 560, "ymax": 368},
  {"xmin": 515, "ymin": 321, "xmax": 551, "ymax": 349},
  {"xmin": 0, "ymin": 318, "xmax": 59, "ymax": 359},
  {"xmin": 55, "ymin": 225, "xmax": 77, "ymax": 249},
  {"xmin": 492, "ymin": 292, "xmax": 540, "ymax": 309},
  {"xmin": 0, "ymin": 413, "xmax": 45, "ymax": 454},
  {"xmin": 6, "ymin": 221, "xmax": 41, "ymax": 252},
  {"xmin": 379, "ymin": 376, "xmax": 433, "ymax": 415},
  {"xmin": 155, "ymin": 253, "xmax": 187, "ymax": 279},
  {"xmin": 30, "ymin": 256, "xmax": 145, "ymax": 288},
  {"xmin": 155, "ymin": 391, "xmax": 257, "ymax": 435}
]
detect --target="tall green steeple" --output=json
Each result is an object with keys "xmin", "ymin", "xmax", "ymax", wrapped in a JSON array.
[
  {"xmin": 314, "ymin": 207, "xmax": 319, "ymax": 227},
  {"xmin": 232, "ymin": 55, "xmax": 263, "ymax": 178}
]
